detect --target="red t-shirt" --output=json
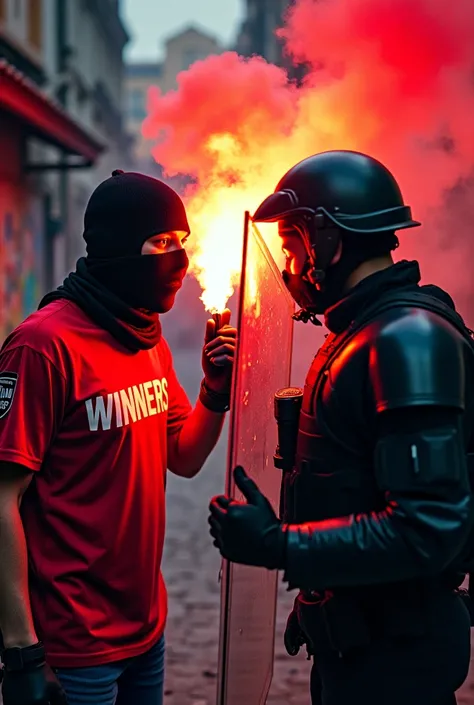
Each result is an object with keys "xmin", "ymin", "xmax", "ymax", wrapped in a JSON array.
[{"xmin": 0, "ymin": 300, "xmax": 192, "ymax": 667}]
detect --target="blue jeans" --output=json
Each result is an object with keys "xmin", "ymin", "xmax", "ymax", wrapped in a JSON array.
[{"xmin": 55, "ymin": 635, "xmax": 165, "ymax": 705}]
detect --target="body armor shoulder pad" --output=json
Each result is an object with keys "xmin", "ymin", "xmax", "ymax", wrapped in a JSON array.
[{"xmin": 369, "ymin": 308, "xmax": 466, "ymax": 413}]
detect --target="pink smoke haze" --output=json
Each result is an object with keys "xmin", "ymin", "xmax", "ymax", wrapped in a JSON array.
[{"xmin": 144, "ymin": 0, "xmax": 474, "ymax": 324}]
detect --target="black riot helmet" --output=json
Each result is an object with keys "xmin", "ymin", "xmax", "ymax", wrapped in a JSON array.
[{"xmin": 253, "ymin": 150, "xmax": 421, "ymax": 321}]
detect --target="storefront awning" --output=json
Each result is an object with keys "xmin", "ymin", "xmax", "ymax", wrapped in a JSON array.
[{"xmin": 0, "ymin": 59, "xmax": 104, "ymax": 164}]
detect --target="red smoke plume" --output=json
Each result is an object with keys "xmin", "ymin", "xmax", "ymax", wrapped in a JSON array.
[{"xmin": 143, "ymin": 0, "xmax": 474, "ymax": 321}]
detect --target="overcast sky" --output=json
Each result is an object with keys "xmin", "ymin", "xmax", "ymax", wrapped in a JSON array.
[{"xmin": 122, "ymin": 0, "xmax": 244, "ymax": 62}]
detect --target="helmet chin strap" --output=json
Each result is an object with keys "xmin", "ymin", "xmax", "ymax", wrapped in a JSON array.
[
  {"xmin": 303, "ymin": 223, "xmax": 341, "ymax": 290},
  {"xmin": 286, "ymin": 219, "xmax": 345, "ymax": 325}
]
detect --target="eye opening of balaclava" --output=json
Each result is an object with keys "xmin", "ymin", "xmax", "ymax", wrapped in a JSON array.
[{"xmin": 83, "ymin": 170, "xmax": 190, "ymax": 312}]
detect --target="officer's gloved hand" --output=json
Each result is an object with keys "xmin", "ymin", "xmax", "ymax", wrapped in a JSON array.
[
  {"xmin": 1, "ymin": 643, "xmax": 67, "ymax": 705},
  {"xmin": 284, "ymin": 600, "xmax": 307, "ymax": 657},
  {"xmin": 209, "ymin": 466, "xmax": 286, "ymax": 569}
]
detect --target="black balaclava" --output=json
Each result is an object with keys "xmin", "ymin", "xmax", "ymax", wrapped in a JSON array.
[
  {"xmin": 39, "ymin": 170, "xmax": 190, "ymax": 352},
  {"xmin": 83, "ymin": 169, "xmax": 190, "ymax": 312}
]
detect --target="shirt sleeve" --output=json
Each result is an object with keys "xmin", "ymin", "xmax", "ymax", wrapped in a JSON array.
[
  {"xmin": 0, "ymin": 345, "xmax": 67, "ymax": 472},
  {"xmin": 161, "ymin": 341, "xmax": 192, "ymax": 437}
]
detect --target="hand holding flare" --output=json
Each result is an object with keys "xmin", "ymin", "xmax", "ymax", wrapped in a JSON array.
[{"xmin": 201, "ymin": 308, "xmax": 237, "ymax": 394}]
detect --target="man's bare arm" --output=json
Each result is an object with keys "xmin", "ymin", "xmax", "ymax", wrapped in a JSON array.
[
  {"xmin": 0, "ymin": 462, "xmax": 38, "ymax": 648},
  {"xmin": 167, "ymin": 399, "xmax": 226, "ymax": 478}
]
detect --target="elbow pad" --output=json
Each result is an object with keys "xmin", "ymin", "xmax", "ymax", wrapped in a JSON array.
[
  {"xmin": 375, "ymin": 422, "xmax": 471, "ymax": 569},
  {"xmin": 375, "ymin": 424, "xmax": 468, "ymax": 494}
]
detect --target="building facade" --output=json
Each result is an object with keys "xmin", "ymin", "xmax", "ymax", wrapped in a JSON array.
[
  {"xmin": 125, "ymin": 61, "xmax": 163, "ymax": 168},
  {"xmin": 55, "ymin": 0, "xmax": 132, "ymax": 270},
  {"xmin": 125, "ymin": 25, "xmax": 221, "ymax": 174},
  {"xmin": 235, "ymin": 0, "xmax": 307, "ymax": 82},
  {"xmin": 160, "ymin": 25, "xmax": 221, "ymax": 93},
  {"xmin": 236, "ymin": 0, "xmax": 291, "ymax": 65},
  {"xmin": 0, "ymin": 0, "xmax": 130, "ymax": 338}
]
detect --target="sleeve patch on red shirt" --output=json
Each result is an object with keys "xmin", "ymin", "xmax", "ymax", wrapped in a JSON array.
[{"xmin": 0, "ymin": 372, "xmax": 18, "ymax": 418}]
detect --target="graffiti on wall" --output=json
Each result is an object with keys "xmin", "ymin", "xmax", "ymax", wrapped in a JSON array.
[{"xmin": 0, "ymin": 192, "xmax": 42, "ymax": 340}]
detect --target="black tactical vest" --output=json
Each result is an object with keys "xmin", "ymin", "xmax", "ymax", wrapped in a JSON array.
[
  {"xmin": 286, "ymin": 288, "xmax": 474, "ymax": 653},
  {"xmin": 283, "ymin": 290, "xmax": 474, "ymax": 537}
]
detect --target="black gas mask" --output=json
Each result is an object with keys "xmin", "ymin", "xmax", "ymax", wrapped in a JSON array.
[
  {"xmin": 282, "ymin": 219, "xmax": 400, "ymax": 322},
  {"xmin": 279, "ymin": 217, "xmax": 343, "ymax": 321},
  {"xmin": 254, "ymin": 185, "xmax": 406, "ymax": 324}
]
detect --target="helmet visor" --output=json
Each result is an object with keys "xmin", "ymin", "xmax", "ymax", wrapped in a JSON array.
[{"xmin": 253, "ymin": 189, "xmax": 421, "ymax": 233}]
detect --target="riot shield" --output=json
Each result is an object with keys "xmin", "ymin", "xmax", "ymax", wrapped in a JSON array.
[{"xmin": 217, "ymin": 213, "xmax": 294, "ymax": 705}]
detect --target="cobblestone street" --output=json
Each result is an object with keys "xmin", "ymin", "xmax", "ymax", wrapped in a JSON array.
[
  {"xmin": 163, "ymin": 437, "xmax": 314, "ymax": 705},
  {"xmin": 163, "ymin": 348, "xmax": 474, "ymax": 705},
  {"xmin": 162, "ymin": 412, "xmax": 313, "ymax": 705}
]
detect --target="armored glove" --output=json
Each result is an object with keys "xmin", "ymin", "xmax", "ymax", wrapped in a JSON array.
[
  {"xmin": 1, "ymin": 642, "xmax": 67, "ymax": 705},
  {"xmin": 209, "ymin": 466, "xmax": 287, "ymax": 569}
]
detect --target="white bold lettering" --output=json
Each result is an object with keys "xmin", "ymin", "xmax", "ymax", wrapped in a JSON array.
[
  {"xmin": 161, "ymin": 377, "xmax": 168, "ymax": 411},
  {"xmin": 133, "ymin": 384, "xmax": 148, "ymax": 420},
  {"xmin": 153, "ymin": 379, "xmax": 163, "ymax": 413},
  {"xmin": 85, "ymin": 395, "xmax": 114, "ymax": 431},
  {"xmin": 120, "ymin": 387, "xmax": 137, "ymax": 426},
  {"xmin": 143, "ymin": 381, "xmax": 157, "ymax": 416},
  {"xmin": 113, "ymin": 392, "xmax": 123, "ymax": 427}
]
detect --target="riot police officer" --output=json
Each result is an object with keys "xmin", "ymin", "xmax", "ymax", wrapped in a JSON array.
[{"xmin": 208, "ymin": 150, "xmax": 474, "ymax": 705}]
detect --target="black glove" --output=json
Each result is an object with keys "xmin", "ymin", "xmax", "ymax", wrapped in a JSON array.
[
  {"xmin": 2, "ymin": 643, "xmax": 67, "ymax": 705},
  {"xmin": 284, "ymin": 604, "xmax": 307, "ymax": 657},
  {"xmin": 208, "ymin": 466, "xmax": 287, "ymax": 569}
]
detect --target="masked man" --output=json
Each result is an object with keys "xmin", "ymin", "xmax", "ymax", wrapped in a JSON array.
[
  {"xmin": 0, "ymin": 170, "xmax": 236, "ymax": 705},
  {"xmin": 209, "ymin": 151, "xmax": 474, "ymax": 705}
]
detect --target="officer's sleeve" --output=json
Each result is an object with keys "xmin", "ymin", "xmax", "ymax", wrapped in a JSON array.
[
  {"xmin": 0, "ymin": 345, "xmax": 67, "ymax": 471},
  {"xmin": 283, "ymin": 311, "xmax": 472, "ymax": 590}
]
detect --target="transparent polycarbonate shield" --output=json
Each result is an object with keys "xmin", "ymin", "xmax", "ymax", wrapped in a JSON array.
[{"xmin": 217, "ymin": 214, "xmax": 294, "ymax": 705}]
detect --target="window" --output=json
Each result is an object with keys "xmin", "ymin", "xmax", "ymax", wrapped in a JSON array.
[
  {"xmin": 128, "ymin": 88, "xmax": 146, "ymax": 120},
  {"xmin": 27, "ymin": 0, "xmax": 42, "ymax": 51},
  {"xmin": 182, "ymin": 49, "xmax": 206, "ymax": 71}
]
